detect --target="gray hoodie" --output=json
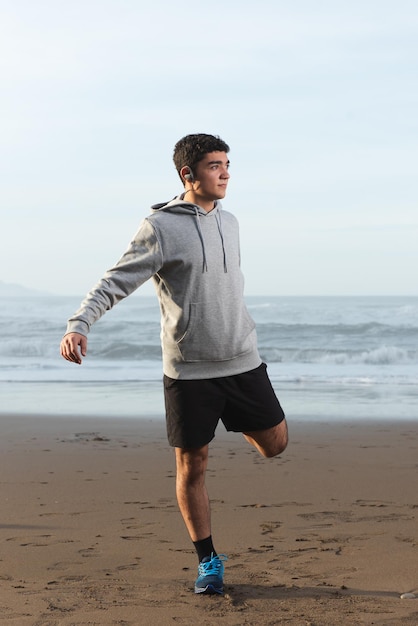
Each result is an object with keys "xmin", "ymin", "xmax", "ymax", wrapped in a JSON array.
[{"xmin": 65, "ymin": 196, "xmax": 261, "ymax": 379}]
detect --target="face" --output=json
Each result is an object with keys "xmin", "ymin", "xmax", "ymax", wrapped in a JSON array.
[{"xmin": 188, "ymin": 151, "xmax": 230, "ymax": 210}]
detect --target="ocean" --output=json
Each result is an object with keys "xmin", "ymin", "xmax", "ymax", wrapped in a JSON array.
[{"xmin": 1, "ymin": 295, "xmax": 417, "ymax": 421}]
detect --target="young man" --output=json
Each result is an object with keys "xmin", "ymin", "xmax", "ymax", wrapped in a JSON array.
[{"xmin": 60, "ymin": 133, "xmax": 288, "ymax": 595}]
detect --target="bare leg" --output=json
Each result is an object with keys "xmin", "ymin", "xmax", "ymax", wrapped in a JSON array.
[
  {"xmin": 244, "ymin": 418, "xmax": 288, "ymax": 458},
  {"xmin": 175, "ymin": 445, "xmax": 211, "ymax": 542}
]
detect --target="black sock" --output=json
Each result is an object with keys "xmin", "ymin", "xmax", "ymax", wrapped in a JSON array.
[{"xmin": 193, "ymin": 536, "xmax": 216, "ymax": 563}]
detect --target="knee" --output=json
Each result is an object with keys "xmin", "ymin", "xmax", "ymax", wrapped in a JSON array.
[
  {"xmin": 262, "ymin": 437, "xmax": 288, "ymax": 458},
  {"xmin": 176, "ymin": 447, "xmax": 208, "ymax": 485},
  {"xmin": 256, "ymin": 423, "xmax": 289, "ymax": 458},
  {"xmin": 273, "ymin": 427, "xmax": 289, "ymax": 456}
]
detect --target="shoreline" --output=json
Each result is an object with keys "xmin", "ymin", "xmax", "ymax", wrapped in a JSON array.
[
  {"xmin": 1, "ymin": 414, "xmax": 417, "ymax": 625},
  {"xmin": 3, "ymin": 376, "xmax": 418, "ymax": 422}
]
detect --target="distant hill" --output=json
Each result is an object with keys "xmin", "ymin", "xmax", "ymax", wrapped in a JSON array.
[{"xmin": 0, "ymin": 281, "xmax": 52, "ymax": 297}]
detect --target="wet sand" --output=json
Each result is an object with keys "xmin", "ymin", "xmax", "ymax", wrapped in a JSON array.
[{"xmin": 1, "ymin": 414, "xmax": 417, "ymax": 625}]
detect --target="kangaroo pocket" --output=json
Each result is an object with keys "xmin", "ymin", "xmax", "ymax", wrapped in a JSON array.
[{"xmin": 177, "ymin": 302, "xmax": 256, "ymax": 363}]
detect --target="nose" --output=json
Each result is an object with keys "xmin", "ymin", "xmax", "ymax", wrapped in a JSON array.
[{"xmin": 221, "ymin": 167, "xmax": 230, "ymax": 179}]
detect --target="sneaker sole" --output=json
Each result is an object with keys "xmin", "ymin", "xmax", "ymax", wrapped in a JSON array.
[{"xmin": 194, "ymin": 583, "xmax": 224, "ymax": 595}]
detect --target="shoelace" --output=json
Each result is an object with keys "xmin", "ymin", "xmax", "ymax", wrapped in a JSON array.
[{"xmin": 198, "ymin": 554, "xmax": 228, "ymax": 576}]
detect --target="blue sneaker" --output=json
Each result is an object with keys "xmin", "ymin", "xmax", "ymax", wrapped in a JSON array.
[{"xmin": 194, "ymin": 553, "xmax": 228, "ymax": 595}]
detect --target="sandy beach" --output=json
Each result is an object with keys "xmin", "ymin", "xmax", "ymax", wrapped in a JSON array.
[{"xmin": 1, "ymin": 414, "xmax": 417, "ymax": 625}]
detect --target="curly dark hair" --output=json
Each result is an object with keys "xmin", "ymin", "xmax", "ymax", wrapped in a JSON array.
[{"xmin": 173, "ymin": 133, "xmax": 230, "ymax": 181}]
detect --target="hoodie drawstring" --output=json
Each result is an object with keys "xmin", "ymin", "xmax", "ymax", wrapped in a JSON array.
[
  {"xmin": 193, "ymin": 208, "xmax": 208, "ymax": 272},
  {"xmin": 215, "ymin": 210, "xmax": 228, "ymax": 273},
  {"xmin": 193, "ymin": 207, "xmax": 228, "ymax": 274}
]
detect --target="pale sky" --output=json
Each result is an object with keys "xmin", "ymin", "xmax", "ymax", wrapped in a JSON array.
[{"xmin": 1, "ymin": 0, "xmax": 417, "ymax": 296}]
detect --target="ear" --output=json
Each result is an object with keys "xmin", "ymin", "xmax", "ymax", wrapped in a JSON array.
[{"xmin": 180, "ymin": 166, "xmax": 194, "ymax": 183}]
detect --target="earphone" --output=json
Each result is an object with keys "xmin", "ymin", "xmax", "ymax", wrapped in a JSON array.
[{"xmin": 183, "ymin": 167, "xmax": 194, "ymax": 182}]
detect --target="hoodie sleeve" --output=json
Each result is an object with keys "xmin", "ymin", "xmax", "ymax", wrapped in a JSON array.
[{"xmin": 65, "ymin": 218, "xmax": 162, "ymax": 336}]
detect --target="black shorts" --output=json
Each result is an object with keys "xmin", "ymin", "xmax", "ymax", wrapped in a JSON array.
[{"xmin": 163, "ymin": 363, "xmax": 285, "ymax": 448}]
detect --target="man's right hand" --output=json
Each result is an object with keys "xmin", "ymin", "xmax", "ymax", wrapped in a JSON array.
[{"xmin": 60, "ymin": 333, "xmax": 88, "ymax": 365}]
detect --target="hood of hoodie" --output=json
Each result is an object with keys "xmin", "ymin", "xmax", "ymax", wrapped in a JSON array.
[
  {"xmin": 151, "ymin": 194, "xmax": 220, "ymax": 216},
  {"xmin": 150, "ymin": 195, "xmax": 227, "ymax": 273}
]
